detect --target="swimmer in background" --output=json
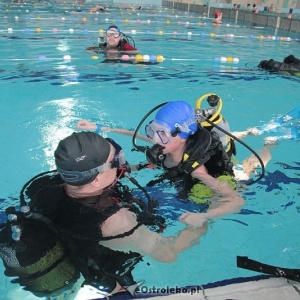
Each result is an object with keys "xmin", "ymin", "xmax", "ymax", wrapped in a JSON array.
[
  {"xmin": 89, "ymin": 5, "xmax": 106, "ymax": 13},
  {"xmin": 213, "ymin": 10, "xmax": 222, "ymax": 24},
  {"xmin": 123, "ymin": 3, "xmax": 143, "ymax": 10},
  {"xmin": 86, "ymin": 25, "xmax": 138, "ymax": 60}
]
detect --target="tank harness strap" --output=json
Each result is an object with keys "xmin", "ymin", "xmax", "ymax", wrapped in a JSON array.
[
  {"xmin": 204, "ymin": 122, "xmax": 232, "ymax": 154},
  {"xmin": 177, "ymin": 126, "xmax": 212, "ymax": 174},
  {"xmin": 181, "ymin": 151, "xmax": 210, "ymax": 174},
  {"xmin": 100, "ymin": 222, "xmax": 143, "ymax": 241}
]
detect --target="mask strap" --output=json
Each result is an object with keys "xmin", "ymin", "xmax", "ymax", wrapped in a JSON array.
[{"xmin": 170, "ymin": 125, "xmax": 181, "ymax": 137}]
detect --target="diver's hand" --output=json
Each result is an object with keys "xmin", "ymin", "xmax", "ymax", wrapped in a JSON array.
[
  {"xmin": 179, "ymin": 212, "xmax": 208, "ymax": 227},
  {"xmin": 171, "ymin": 223, "xmax": 208, "ymax": 255},
  {"xmin": 77, "ymin": 120, "xmax": 97, "ymax": 130}
]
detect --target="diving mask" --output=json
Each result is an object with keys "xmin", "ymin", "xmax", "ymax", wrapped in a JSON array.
[
  {"xmin": 106, "ymin": 30, "xmax": 121, "ymax": 38},
  {"xmin": 145, "ymin": 121, "xmax": 178, "ymax": 145},
  {"xmin": 145, "ymin": 117, "xmax": 196, "ymax": 144}
]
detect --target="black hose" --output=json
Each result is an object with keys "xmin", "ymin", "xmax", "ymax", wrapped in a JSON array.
[
  {"xmin": 205, "ymin": 118, "xmax": 265, "ymax": 185},
  {"xmin": 19, "ymin": 170, "xmax": 58, "ymax": 206},
  {"xmin": 132, "ymin": 102, "xmax": 167, "ymax": 152}
]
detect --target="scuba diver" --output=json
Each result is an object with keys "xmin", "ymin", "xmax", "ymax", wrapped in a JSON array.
[
  {"xmin": 86, "ymin": 25, "xmax": 138, "ymax": 61},
  {"xmin": 258, "ymin": 55, "xmax": 300, "ymax": 76},
  {"xmin": 0, "ymin": 132, "xmax": 206, "ymax": 297},
  {"xmin": 77, "ymin": 100, "xmax": 246, "ymax": 227}
]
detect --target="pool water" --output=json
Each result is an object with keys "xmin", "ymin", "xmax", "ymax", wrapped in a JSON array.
[{"xmin": 0, "ymin": 2, "xmax": 299, "ymax": 299}]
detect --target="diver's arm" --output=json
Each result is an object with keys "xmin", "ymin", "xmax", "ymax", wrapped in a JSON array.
[
  {"xmin": 76, "ymin": 119, "xmax": 150, "ymax": 142},
  {"xmin": 86, "ymin": 46, "xmax": 100, "ymax": 53},
  {"xmin": 180, "ymin": 166, "xmax": 245, "ymax": 227},
  {"xmin": 77, "ymin": 119, "xmax": 97, "ymax": 130},
  {"xmin": 100, "ymin": 208, "xmax": 206, "ymax": 262}
]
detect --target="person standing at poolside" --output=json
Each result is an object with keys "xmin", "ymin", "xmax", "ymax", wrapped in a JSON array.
[
  {"xmin": 269, "ymin": 4, "xmax": 274, "ymax": 13},
  {"xmin": 213, "ymin": 10, "xmax": 222, "ymax": 24},
  {"xmin": 252, "ymin": 4, "xmax": 259, "ymax": 13}
]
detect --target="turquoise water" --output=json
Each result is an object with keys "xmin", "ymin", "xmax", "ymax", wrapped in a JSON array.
[{"xmin": 0, "ymin": 2, "xmax": 299, "ymax": 299}]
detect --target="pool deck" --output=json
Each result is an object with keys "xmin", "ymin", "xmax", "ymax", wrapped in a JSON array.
[{"xmin": 135, "ymin": 277, "xmax": 300, "ymax": 299}]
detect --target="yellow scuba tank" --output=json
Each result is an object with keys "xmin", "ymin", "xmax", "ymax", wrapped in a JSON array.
[{"xmin": 195, "ymin": 93, "xmax": 233, "ymax": 154}]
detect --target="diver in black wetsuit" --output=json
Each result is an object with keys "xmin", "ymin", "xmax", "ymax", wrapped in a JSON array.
[{"xmin": 258, "ymin": 55, "xmax": 300, "ymax": 76}]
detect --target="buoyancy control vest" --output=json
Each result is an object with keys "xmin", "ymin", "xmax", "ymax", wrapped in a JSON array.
[
  {"xmin": 146, "ymin": 127, "xmax": 235, "ymax": 199},
  {"xmin": 176, "ymin": 126, "xmax": 234, "ymax": 177},
  {"xmin": 26, "ymin": 173, "xmax": 164, "ymax": 239},
  {"xmin": 24, "ymin": 173, "xmax": 164, "ymax": 281}
]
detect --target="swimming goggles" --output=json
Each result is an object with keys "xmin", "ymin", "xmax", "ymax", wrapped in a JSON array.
[
  {"xmin": 106, "ymin": 30, "xmax": 121, "ymax": 38},
  {"xmin": 57, "ymin": 138, "xmax": 126, "ymax": 184}
]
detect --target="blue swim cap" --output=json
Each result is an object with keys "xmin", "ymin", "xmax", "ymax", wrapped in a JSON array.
[
  {"xmin": 154, "ymin": 101, "xmax": 198, "ymax": 139},
  {"xmin": 107, "ymin": 25, "xmax": 121, "ymax": 32}
]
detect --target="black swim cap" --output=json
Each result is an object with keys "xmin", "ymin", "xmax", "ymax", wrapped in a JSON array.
[{"xmin": 55, "ymin": 132, "xmax": 110, "ymax": 186}]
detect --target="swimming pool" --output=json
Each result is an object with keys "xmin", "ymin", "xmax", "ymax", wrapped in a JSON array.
[{"xmin": 0, "ymin": 2, "xmax": 299, "ymax": 299}]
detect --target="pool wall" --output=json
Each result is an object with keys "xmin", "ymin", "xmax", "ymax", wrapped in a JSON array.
[
  {"xmin": 166, "ymin": 0, "xmax": 300, "ymax": 10},
  {"xmin": 163, "ymin": 0, "xmax": 300, "ymax": 33}
]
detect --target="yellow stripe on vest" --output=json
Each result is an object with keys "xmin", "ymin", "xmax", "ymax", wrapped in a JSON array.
[
  {"xmin": 183, "ymin": 153, "xmax": 189, "ymax": 161},
  {"xmin": 192, "ymin": 162, "xmax": 199, "ymax": 169}
]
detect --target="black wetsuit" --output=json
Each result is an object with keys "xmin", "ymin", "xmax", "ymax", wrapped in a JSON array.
[{"xmin": 0, "ymin": 173, "xmax": 164, "ymax": 293}]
